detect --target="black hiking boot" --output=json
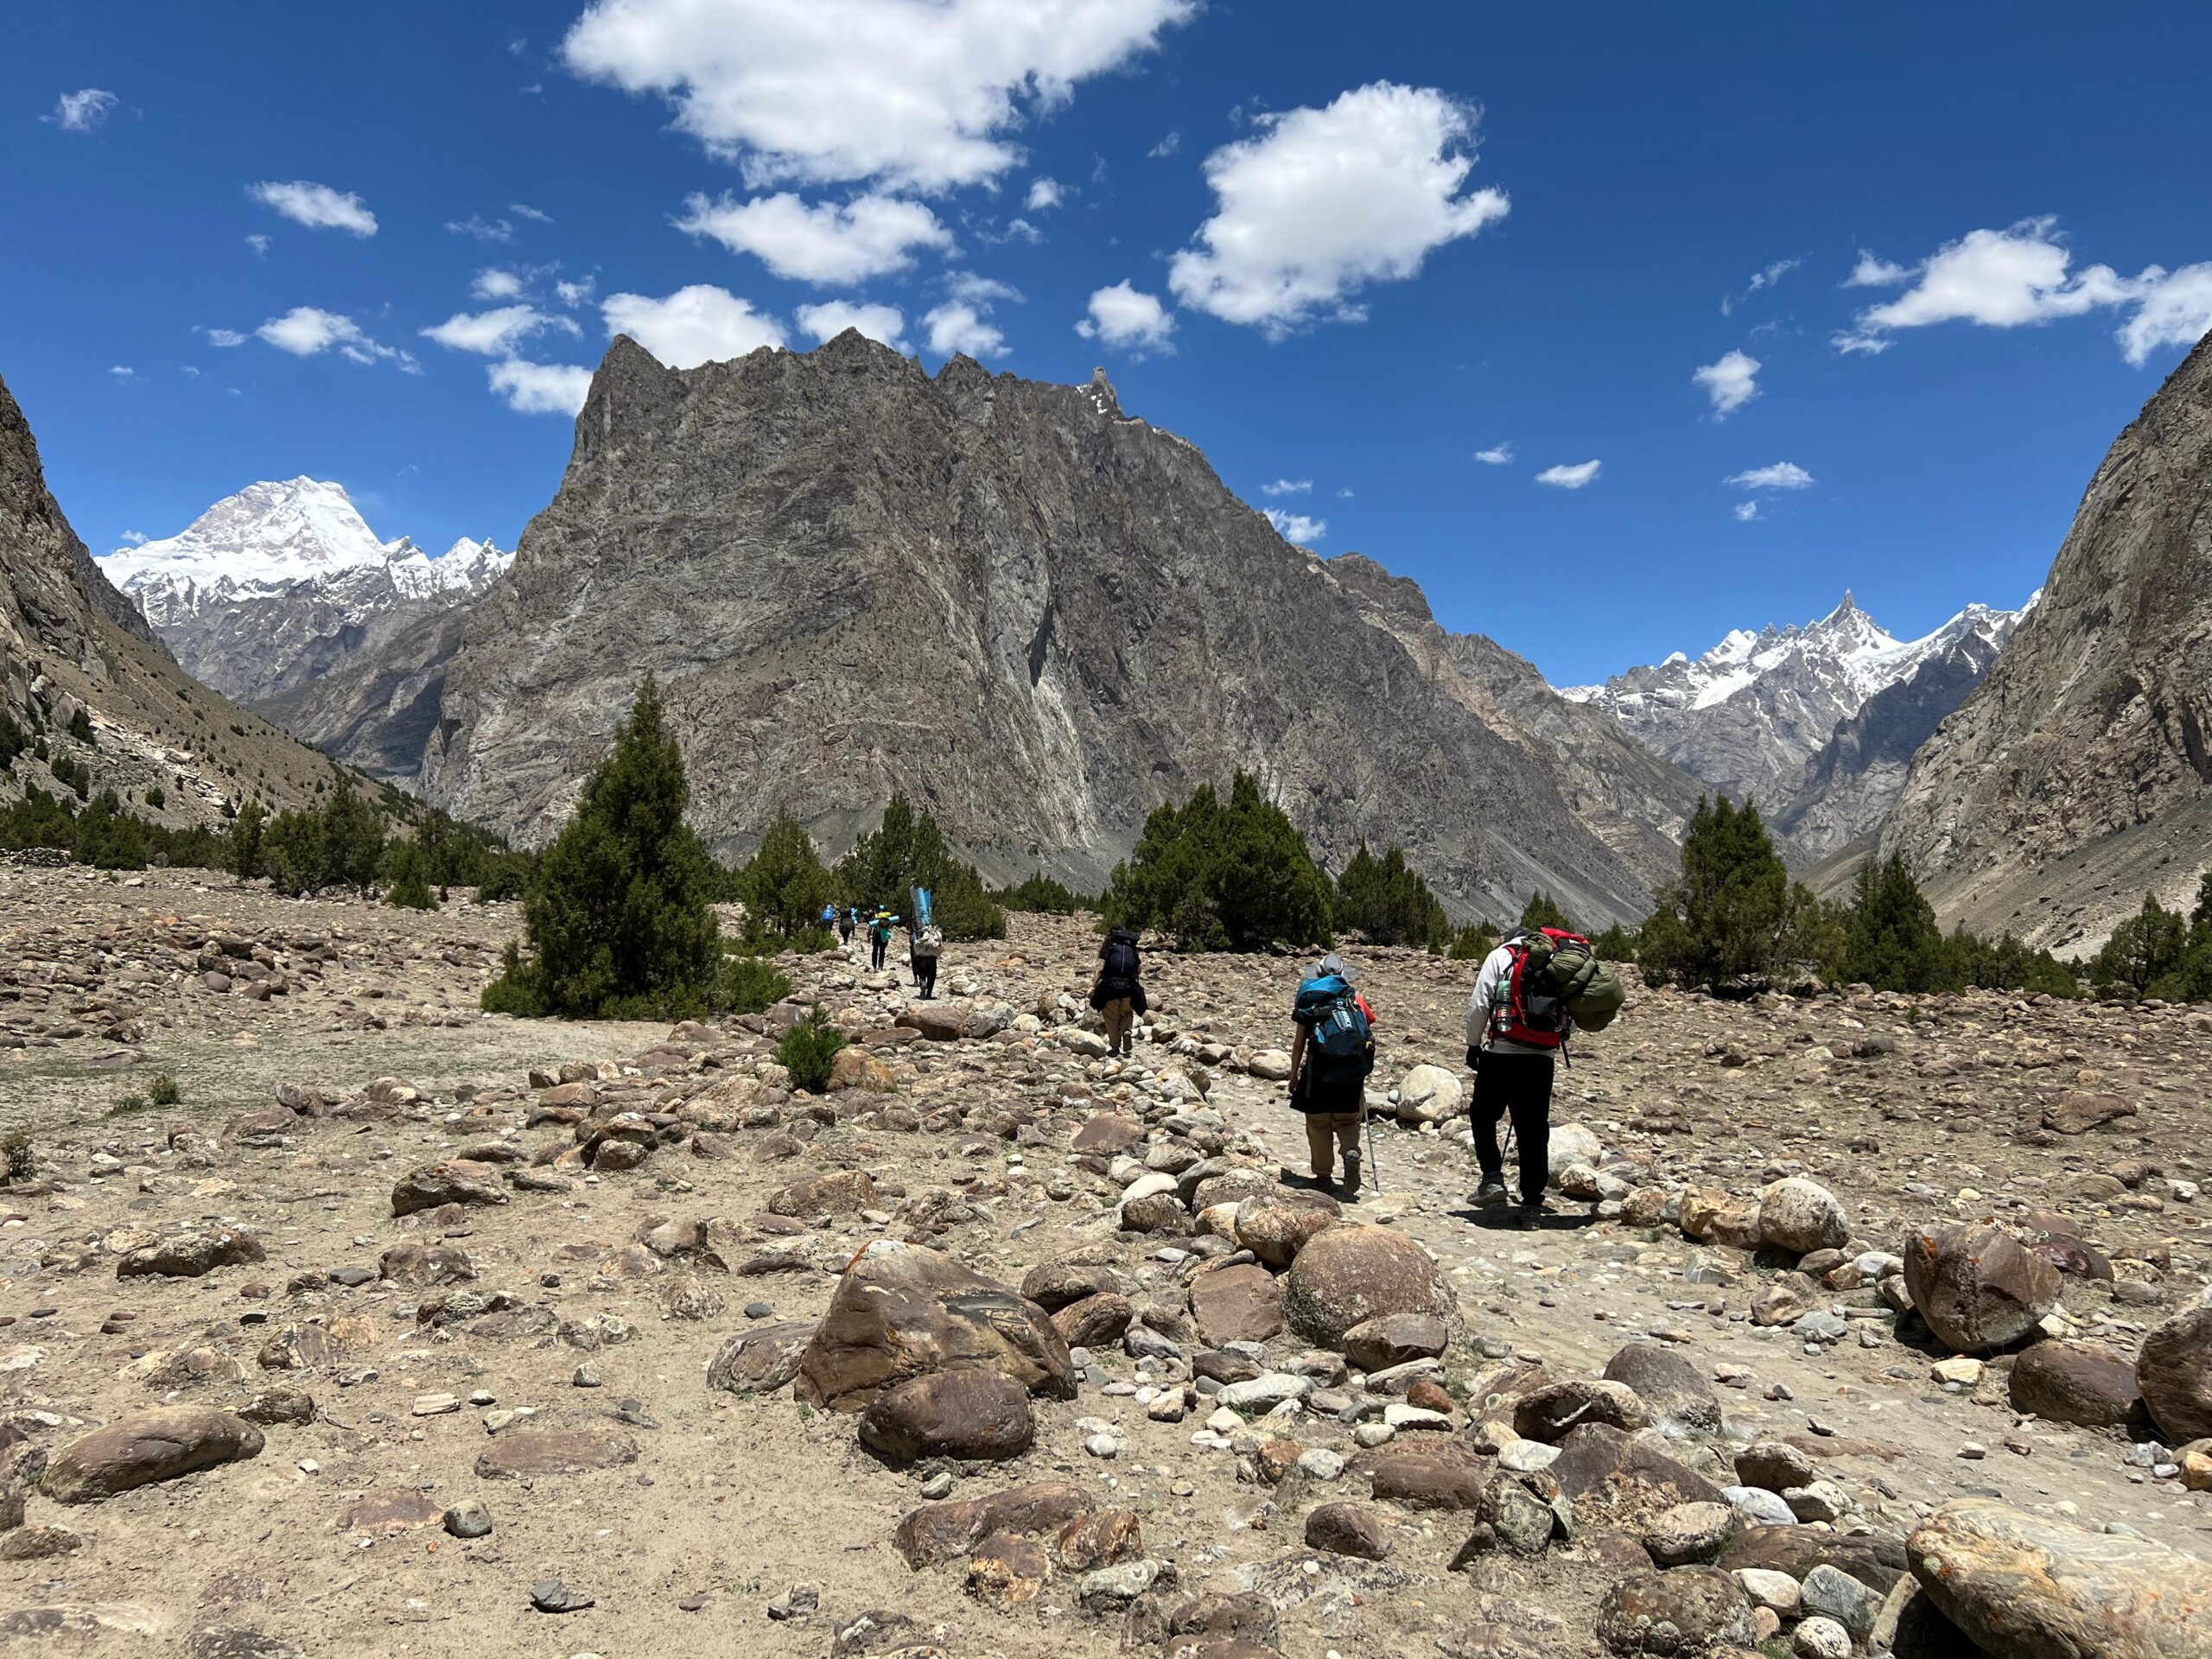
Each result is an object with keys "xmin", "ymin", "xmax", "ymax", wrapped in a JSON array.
[
  {"xmin": 1474, "ymin": 1178, "xmax": 1509, "ymax": 1209},
  {"xmin": 1513, "ymin": 1198, "xmax": 1544, "ymax": 1231}
]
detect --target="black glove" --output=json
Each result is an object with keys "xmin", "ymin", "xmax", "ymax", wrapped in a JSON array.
[{"xmin": 1465, "ymin": 1045, "xmax": 1482, "ymax": 1071}]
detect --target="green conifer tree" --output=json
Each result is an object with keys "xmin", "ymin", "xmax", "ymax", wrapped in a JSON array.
[{"xmin": 482, "ymin": 675, "xmax": 723, "ymax": 1018}]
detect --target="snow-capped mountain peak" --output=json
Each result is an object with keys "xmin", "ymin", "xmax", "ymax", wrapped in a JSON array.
[
  {"xmin": 98, "ymin": 478, "xmax": 509, "ymax": 626},
  {"xmin": 1560, "ymin": 591, "xmax": 2029, "ymax": 812}
]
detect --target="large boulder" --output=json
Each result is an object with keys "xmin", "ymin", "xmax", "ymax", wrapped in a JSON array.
[
  {"xmin": 1596, "ymin": 1568, "xmax": 1759, "ymax": 1656},
  {"xmin": 1351, "ymin": 1440, "xmax": 1496, "ymax": 1510},
  {"xmin": 1233, "ymin": 1196, "xmax": 1332, "ymax": 1268},
  {"xmin": 1342, "ymin": 1313, "xmax": 1449, "ymax": 1374},
  {"xmin": 1548, "ymin": 1122, "xmax": 1602, "ymax": 1176},
  {"xmin": 769, "ymin": 1169, "xmax": 877, "ymax": 1220},
  {"xmin": 1550, "ymin": 1423, "xmax": 1721, "ymax": 1529},
  {"xmin": 1758, "ymin": 1179, "xmax": 1851, "ymax": 1255},
  {"xmin": 1395, "ymin": 1064, "xmax": 1464, "ymax": 1126},
  {"xmin": 1513, "ymin": 1379, "xmax": 1650, "ymax": 1444},
  {"xmin": 2008, "ymin": 1341, "xmax": 2153, "ymax": 1432},
  {"xmin": 114, "ymin": 1229, "xmax": 266, "ymax": 1280},
  {"xmin": 1910, "ymin": 1497, "xmax": 2212, "ymax": 1658},
  {"xmin": 390, "ymin": 1160, "xmax": 508, "ymax": 1217},
  {"xmin": 1281, "ymin": 1224, "xmax": 1455, "ymax": 1348},
  {"xmin": 796, "ymin": 1239, "xmax": 1075, "ymax": 1411},
  {"xmin": 1602, "ymin": 1341, "xmax": 1721, "ymax": 1435},
  {"xmin": 1188, "ymin": 1262, "xmax": 1286, "ymax": 1347},
  {"xmin": 42, "ymin": 1407, "xmax": 264, "ymax": 1503},
  {"xmin": 2136, "ymin": 1303, "xmax": 2212, "ymax": 1443},
  {"xmin": 705, "ymin": 1322, "xmax": 815, "ymax": 1395},
  {"xmin": 826, "ymin": 1046, "xmax": 897, "ymax": 1093},
  {"xmin": 893, "ymin": 1481, "xmax": 1094, "ymax": 1567},
  {"xmin": 860, "ymin": 1370, "xmax": 1033, "ymax": 1463},
  {"xmin": 1904, "ymin": 1224, "xmax": 2059, "ymax": 1355}
]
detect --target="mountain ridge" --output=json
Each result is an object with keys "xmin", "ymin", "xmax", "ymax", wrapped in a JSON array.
[
  {"xmin": 1881, "ymin": 328, "xmax": 2212, "ymax": 951},
  {"xmin": 418, "ymin": 329, "xmax": 1702, "ymax": 927}
]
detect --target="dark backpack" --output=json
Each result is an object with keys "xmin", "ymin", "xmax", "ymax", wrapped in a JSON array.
[
  {"xmin": 1294, "ymin": 974, "xmax": 1374, "ymax": 1084},
  {"xmin": 1102, "ymin": 931, "xmax": 1140, "ymax": 986}
]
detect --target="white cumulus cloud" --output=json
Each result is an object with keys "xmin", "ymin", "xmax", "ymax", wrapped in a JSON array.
[
  {"xmin": 2118, "ymin": 263, "xmax": 2212, "ymax": 366},
  {"xmin": 795, "ymin": 301, "xmax": 907, "ymax": 350},
  {"xmin": 1473, "ymin": 442, "xmax": 1514, "ymax": 465},
  {"xmin": 1535, "ymin": 460, "xmax": 1601, "ymax": 489},
  {"xmin": 248, "ymin": 181, "xmax": 378, "ymax": 237},
  {"xmin": 1726, "ymin": 461, "xmax": 1815, "ymax": 491},
  {"xmin": 203, "ymin": 327, "xmax": 248, "ymax": 348},
  {"xmin": 1074, "ymin": 282, "xmax": 1174, "ymax": 353},
  {"xmin": 1261, "ymin": 479, "xmax": 1312, "ymax": 496},
  {"xmin": 488, "ymin": 359, "xmax": 593, "ymax": 416},
  {"xmin": 256, "ymin": 307, "xmax": 415, "ymax": 369},
  {"xmin": 44, "ymin": 89, "xmax": 118, "ymax": 132},
  {"xmin": 1167, "ymin": 82, "xmax": 1510, "ymax": 339},
  {"xmin": 1026, "ymin": 177, "xmax": 1065, "ymax": 212},
  {"xmin": 602, "ymin": 284, "xmax": 787, "ymax": 368},
  {"xmin": 677, "ymin": 191, "xmax": 954, "ymax": 284},
  {"xmin": 421, "ymin": 305, "xmax": 581, "ymax": 356},
  {"xmin": 474, "ymin": 268, "xmax": 528, "ymax": 300},
  {"xmin": 555, "ymin": 276, "xmax": 596, "ymax": 307},
  {"xmin": 562, "ymin": 0, "xmax": 1195, "ymax": 192},
  {"xmin": 1264, "ymin": 509, "xmax": 1326, "ymax": 544},
  {"xmin": 1834, "ymin": 218, "xmax": 2212, "ymax": 364},
  {"xmin": 1693, "ymin": 349, "xmax": 1760, "ymax": 417},
  {"xmin": 924, "ymin": 302, "xmax": 1005, "ymax": 359},
  {"xmin": 118, "ymin": 530, "xmax": 149, "ymax": 546},
  {"xmin": 1733, "ymin": 500, "xmax": 1761, "ymax": 523}
]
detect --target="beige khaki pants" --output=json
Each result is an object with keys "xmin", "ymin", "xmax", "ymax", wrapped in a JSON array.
[
  {"xmin": 1304, "ymin": 1110, "xmax": 1362, "ymax": 1184},
  {"xmin": 1103, "ymin": 997, "xmax": 1134, "ymax": 1051}
]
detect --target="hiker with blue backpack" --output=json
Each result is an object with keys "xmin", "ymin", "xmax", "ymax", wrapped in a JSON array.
[
  {"xmin": 1289, "ymin": 952, "xmax": 1377, "ymax": 1198},
  {"xmin": 1465, "ymin": 925, "xmax": 1626, "ymax": 1229}
]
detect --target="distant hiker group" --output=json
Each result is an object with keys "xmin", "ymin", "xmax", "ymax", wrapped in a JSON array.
[{"xmin": 838, "ymin": 889, "xmax": 947, "ymax": 999}]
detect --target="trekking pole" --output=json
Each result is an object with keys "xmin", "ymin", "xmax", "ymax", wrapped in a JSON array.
[{"xmin": 1363, "ymin": 1107, "xmax": 1384, "ymax": 1195}]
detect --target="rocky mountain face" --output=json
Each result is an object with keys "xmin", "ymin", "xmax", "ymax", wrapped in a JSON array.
[
  {"xmin": 423, "ymin": 333, "xmax": 1699, "ymax": 926},
  {"xmin": 99, "ymin": 478, "xmax": 507, "ymax": 726},
  {"xmin": 1882, "ymin": 331, "xmax": 2212, "ymax": 950},
  {"xmin": 1320, "ymin": 554, "xmax": 1705, "ymax": 893},
  {"xmin": 0, "ymin": 372, "xmax": 342, "ymax": 823},
  {"xmin": 1567, "ymin": 594, "xmax": 2024, "ymax": 853}
]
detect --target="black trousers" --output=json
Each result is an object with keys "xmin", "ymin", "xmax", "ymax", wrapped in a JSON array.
[
  {"xmin": 912, "ymin": 955, "xmax": 938, "ymax": 998},
  {"xmin": 870, "ymin": 937, "xmax": 888, "ymax": 970},
  {"xmin": 1472, "ymin": 1050, "xmax": 1556, "ymax": 1203}
]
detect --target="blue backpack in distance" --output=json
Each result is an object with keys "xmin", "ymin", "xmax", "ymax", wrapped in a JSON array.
[{"xmin": 1294, "ymin": 974, "xmax": 1374, "ymax": 1083}]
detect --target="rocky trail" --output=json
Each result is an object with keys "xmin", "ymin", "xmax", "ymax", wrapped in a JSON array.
[{"xmin": 2, "ymin": 870, "xmax": 2209, "ymax": 1658}]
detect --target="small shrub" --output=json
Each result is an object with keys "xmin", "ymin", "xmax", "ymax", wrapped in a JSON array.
[
  {"xmin": 383, "ymin": 840, "xmax": 436, "ymax": 910},
  {"xmin": 0, "ymin": 1129, "xmax": 33, "ymax": 1184},
  {"xmin": 111, "ymin": 1091, "xmax": 150, "ymax": 1116},
  {"xmin": 777, "ymin": 1007, "xmax": 847, "ymax": 1094},
  {"xmin": 721, "ymin": 955, "xmax": 794, "ymax": 1014},
  {"xmin": 789, "ymin": 925, "xmax": 837, "ymax": 955},
  {"xmin": 148, "ymin": 1072, "xmax": 181, "ymax": 1107}
]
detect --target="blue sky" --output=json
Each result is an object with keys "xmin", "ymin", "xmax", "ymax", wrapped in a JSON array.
[{"xmin": 7, "ymin": 1, "xmax": 2211, "ymax": 686}]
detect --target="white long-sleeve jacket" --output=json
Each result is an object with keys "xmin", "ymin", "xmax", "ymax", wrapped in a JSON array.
[{"xmin": 1465, "ymin": 942, "xmax": 1551, "ymax": 1056}]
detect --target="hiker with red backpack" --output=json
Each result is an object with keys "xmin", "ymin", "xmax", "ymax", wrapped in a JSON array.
[
  {"xmin": 1465, "ymin": 924, "xmax": 1625, "ymax": 1229},
  {"xmin": 1290, "ymin": 952, "xmax": 1377, "ymax": 1198}
]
